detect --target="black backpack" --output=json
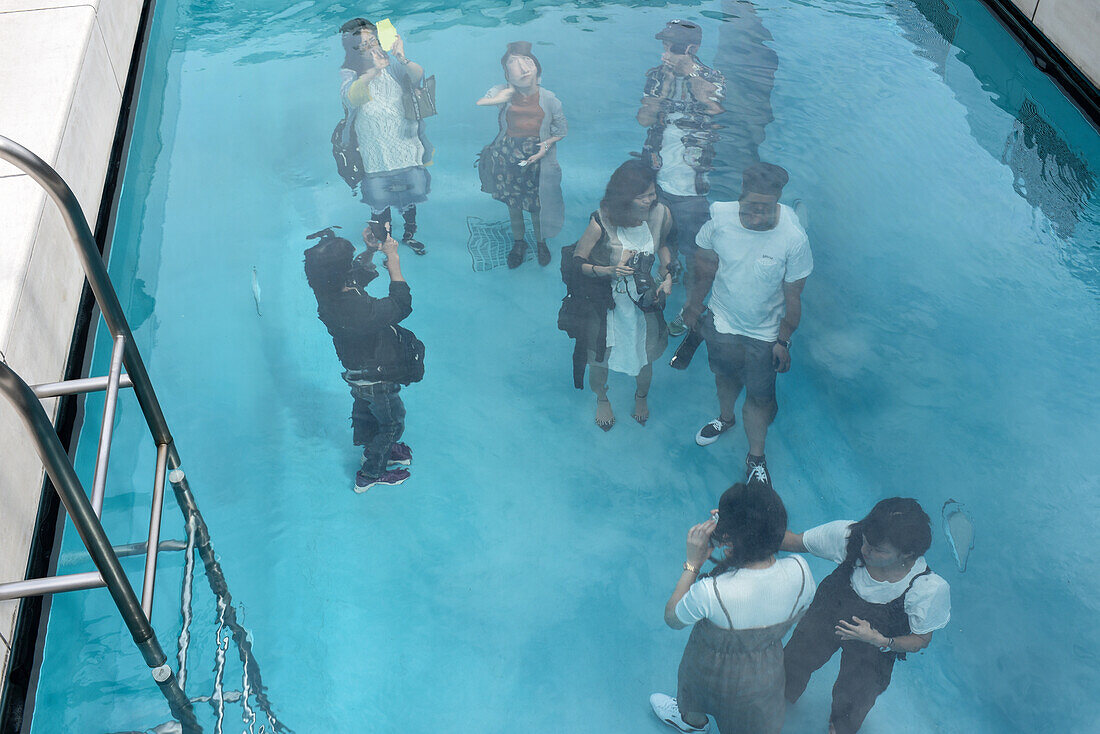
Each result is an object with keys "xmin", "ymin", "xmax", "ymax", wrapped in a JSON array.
[
  {"xmin": 390, "ymin": 325, "xmax": 425, "ymax": 385},
  {"xmin": 332, "ymin": 109, "xmax": 364, "ymax": 192},
  {"xmin": 356, "ymin": 324, "xmax": 425, "ymax": 386}
]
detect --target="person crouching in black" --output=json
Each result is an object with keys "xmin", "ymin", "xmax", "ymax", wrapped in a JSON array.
[{"xmin": 304, "ymin": 224, "xmax": 424, "ymax": 493}]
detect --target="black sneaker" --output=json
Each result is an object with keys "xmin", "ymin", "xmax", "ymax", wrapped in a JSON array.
[
  {"xmin": 387, "ymin": 442, "xmax": 412, "ymax": 467},
  {"xmin": 695, "ymin": 417, "xmax": 735, "ymax": 446},
  {"xmin": 745, "ymin": 455, "xmax": 771, "ymax": 486},
  {"xmin": 354, "ymin": 467, "xmax": 410, "ymax": 493},
  {"xmin": 403, "ymin": 236, "xmax": 427, "ymax": 255}
]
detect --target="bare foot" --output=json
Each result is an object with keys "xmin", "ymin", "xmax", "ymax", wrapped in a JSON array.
[
  {"xmin": 633, "ymin": 392, "xmax": 649, "ymax": 425},
  {"xmin": 596, "ymin": 397, "xmax": 615, "ymax": 431}
]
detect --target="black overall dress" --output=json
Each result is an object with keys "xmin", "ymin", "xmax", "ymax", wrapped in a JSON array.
[{"xmin": 783, "ymin": 530, "xmax": 932, "ymax": 734}]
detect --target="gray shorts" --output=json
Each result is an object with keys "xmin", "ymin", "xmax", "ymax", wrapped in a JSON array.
[{"xmin": 700, "ymin": 313, "xmax": 778, "ymax": 406}]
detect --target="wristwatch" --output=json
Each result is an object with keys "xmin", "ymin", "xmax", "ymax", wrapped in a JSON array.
[
  {"xmin": 776, "ymin": 337, "xmax": 791, "ymax": 350},
  {"xmin": 879, "ymin": 637, "xmax": 894, "ymax": 652}
]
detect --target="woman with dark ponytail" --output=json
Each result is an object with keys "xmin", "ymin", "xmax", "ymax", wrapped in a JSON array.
[
  {"xmin": 781, "ymin": 498, "xmax": 951, "ymax": 733},
  {"xmin": 651, "ymin": 481, "xmax": 816, "ymax": 734}
]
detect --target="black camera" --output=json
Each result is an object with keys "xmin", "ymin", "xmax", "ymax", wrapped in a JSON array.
[
  {"xmin": 346, "ymin": 250, "xmax": 378, "ymax": 290},
  {"xmin": 627, "ymin": 252, "xmax": 664, "ymax": 313},
  {"xmin": 670, "ymin": 328, "xmax": 704, "ymax": 369}
]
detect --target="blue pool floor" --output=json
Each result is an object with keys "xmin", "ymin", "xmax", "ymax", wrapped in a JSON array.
[{"xmin": 26, "ymin": 0, "xmax": 1100, "ymax": 732}]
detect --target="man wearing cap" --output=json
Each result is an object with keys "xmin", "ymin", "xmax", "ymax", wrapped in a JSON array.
[
  {"xmin": 682, "ymin": 162, "xmax": 812, "ymax": 486},
  {"xmin": 637, "ymin": 20, "xmax": 725, "ymax": 337}
]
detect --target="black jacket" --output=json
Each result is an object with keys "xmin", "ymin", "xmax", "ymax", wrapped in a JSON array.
[{"xmin": 317, "ymin": 282, "xmax": 412, "ymax": 371}]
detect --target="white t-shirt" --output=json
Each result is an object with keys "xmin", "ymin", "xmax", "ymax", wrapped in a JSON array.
[
  {"xmin": 802, "ymin": 520, "xmax": 952, "ymax": 635},
  {"xmin": 695, "ymin": 202, "xmax": 813, "ymax": 342},
  {"xmin": 676, "ymin": 555, "xmax": 817, "ymax": 630},
  {"xmin": 656, "ymin": 115, "xmax": 699, "ymax": 197}
]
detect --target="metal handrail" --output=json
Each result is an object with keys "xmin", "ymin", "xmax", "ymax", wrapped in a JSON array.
[
  {"xmin": 0, "ymin": 135, "xmax": 200, "ymax": 732},
  {"xmin": 0, "ymin": 362, "xmax": 199, "ymax": 732}
]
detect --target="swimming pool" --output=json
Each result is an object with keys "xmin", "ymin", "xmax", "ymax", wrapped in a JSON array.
[{"xmin": 23, "ymin": 0, "xmax": 1100, "ymax": 731}]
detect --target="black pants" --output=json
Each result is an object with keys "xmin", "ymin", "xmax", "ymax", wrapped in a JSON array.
[
  {"xmin": 784, "ymin": 593, "xmax": 897, "ymax": 733},
  {"xmin": 372, "ymin": 205, "xmax": 417, "ymax": 238},
  {"xmin": 348, "ymin": 381, "xmax": 405, "ymax": 477},
  {"xmin": 657, "ymin": 187, "xmax": 709, "ymax": 295}
]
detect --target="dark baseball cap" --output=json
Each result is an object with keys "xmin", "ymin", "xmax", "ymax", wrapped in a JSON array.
[{"xmin": 656, "ymin": 19, "xmax": 702, "ymax": 47}]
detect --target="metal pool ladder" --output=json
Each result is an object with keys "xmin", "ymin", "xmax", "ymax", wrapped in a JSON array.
[{"xmin": 0, "ymin": 134, "xmax": 215, "ymax": 733}]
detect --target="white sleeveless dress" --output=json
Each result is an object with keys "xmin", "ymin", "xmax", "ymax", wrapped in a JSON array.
[{"xmin": 606, "ymin": 222, "xmax": 655, "ymax": 376}]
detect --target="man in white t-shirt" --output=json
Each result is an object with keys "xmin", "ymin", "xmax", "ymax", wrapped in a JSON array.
[
  {"xmin": 683, "ymin": 163, "xmax": 812, "ymax": 485},
  {"xmin": 781, "ymin": 498, "xmax": 951, "ymax": 734}
]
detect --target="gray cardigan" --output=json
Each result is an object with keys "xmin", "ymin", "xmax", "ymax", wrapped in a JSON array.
[{"xmin": 486, "ymin": 84, "xmax": 568, "ymax": 239}]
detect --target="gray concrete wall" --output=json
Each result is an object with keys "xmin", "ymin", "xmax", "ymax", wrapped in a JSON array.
[
  {"xmin": 1009, "ymin": 0, "xmax": 1100, "ymax": 88},
  {"xmin": 0, "ymin": 0, "xmax": 145, "ymax": 694}
]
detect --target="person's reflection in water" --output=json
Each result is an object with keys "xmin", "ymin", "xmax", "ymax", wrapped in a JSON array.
[
  {"xmin": 477, "ymin": 41, "xmax": 567, "ymax": 269},
  {"xmin": 651, "ymin": 481, "xmax": 816, "ymax": 734},
  {"xmin": 636, "ymin": 20, "xmax": 725, "ymax": 337},
  {"xmin": 781, "ymin": 499, "xmax": 951, "ymax": 734},
  {"xmin": 710, "ymin": 0, "xmax": 778, "ymax": 199},
  {"xmin": 571, "ymin": 161, "xmax": 674, "ymax": 430},
  {"xmin": 340, "ymin": 18, "xmax": 433, "ymax": 255}
]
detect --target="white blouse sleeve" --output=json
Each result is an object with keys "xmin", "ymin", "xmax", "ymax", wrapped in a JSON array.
[
  {"xmin": 484, "ymin": 84, "xmax": 508, "ymax": 103},
  {"xmin": 904, "ymin": 573, "xmax": 951, "ymax": 634},
  {"xmin": 674, "ymin": 578, "xmax": 715, "ymax": 626},
  {"xmin": 340, "ymin": 68, "xmax": 357, "ymax": 107},
  {"xmin": 801, "ymin": 520, "xmax": 855, "ymax": 564}
]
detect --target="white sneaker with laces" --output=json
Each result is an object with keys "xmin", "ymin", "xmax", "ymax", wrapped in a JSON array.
[
  {"xmin": 746, "ymin": 456, "xmax": 771, "ymax": 487},
  {"xmin": 649, "ymin": 693, "xmax": 710, "ymax": 733},
  {"xmin": 695, "ymin": 417, "xmax": 734, "ymax": 447}
]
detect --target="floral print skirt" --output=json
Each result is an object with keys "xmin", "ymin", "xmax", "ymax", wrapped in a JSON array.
[{"xmin": 482, "ymin": 135, "xmax": 541, "ymax": 212}]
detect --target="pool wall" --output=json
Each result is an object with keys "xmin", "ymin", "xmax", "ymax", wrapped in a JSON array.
[
  {"xmin": 1005, "ymin": 0, "xmax": 1098, "ymax": 86},
  {"xmin": 0, "ymin": 0, "xmax": 146, "ymax": 709},
  {"xmin": 985, "ymin": 0, "xmax": 1100, "ymax": 122}
]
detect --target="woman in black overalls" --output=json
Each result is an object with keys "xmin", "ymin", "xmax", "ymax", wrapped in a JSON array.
[{"xmin": 781, "ymin": 498, "xmax": 951, "ymax": 733}]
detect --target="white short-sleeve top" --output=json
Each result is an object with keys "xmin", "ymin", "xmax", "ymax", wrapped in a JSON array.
[
  {"xmin": 695, "ymin": 201, "xmax": 813, "ymax": 342},
  {"xmin": 675, "ymin": 555, "xmax": 817, "ymax": 630},
  {"xmin": 802, "ymin": 520, "xmax": 951, "ymax": 635}
]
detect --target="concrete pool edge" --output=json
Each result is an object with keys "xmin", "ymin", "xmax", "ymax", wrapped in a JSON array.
[
  {"xmin": 984, "ymin": 0, "xmax": 1100, "ymax": 126},
  {"xmin": 0, "ymin": 0, "xmax": 154, "ymax": 722}
]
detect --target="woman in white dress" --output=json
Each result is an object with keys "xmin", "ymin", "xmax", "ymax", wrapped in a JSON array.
[{"xmin": 573, "ymin": 160, "xmax": 674, "ymax": 429}]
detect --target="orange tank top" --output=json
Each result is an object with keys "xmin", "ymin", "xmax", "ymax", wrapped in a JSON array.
[{"xmin": 506, "ymin": 89, "xmax": 544, "ymax": 137}]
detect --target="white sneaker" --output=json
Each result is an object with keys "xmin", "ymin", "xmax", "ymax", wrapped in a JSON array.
[
  {"xmin": 695, "ymin": 417, "xmax": 735, "ymax": 447},
  {"xmin": 649, "ymin": 693, "xmax": 710, "ymax": 733}
]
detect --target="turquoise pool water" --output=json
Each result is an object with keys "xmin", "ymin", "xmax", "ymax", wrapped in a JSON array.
[{"xmin": 25, "ymin": 0, "xmax": 1100, "ymax": 731}]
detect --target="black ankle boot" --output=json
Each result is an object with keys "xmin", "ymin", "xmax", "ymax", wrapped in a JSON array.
[
  {"xmin": 507, "ymin": 240, "xmax": 527, "ymax": 269},
  {"xmin": 403, "ymin": 233, "xmax": 426, "ymax": 255},
  {"xmin": 536, "ymin": 240, "xmax": 551, "ymax": 266}
]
